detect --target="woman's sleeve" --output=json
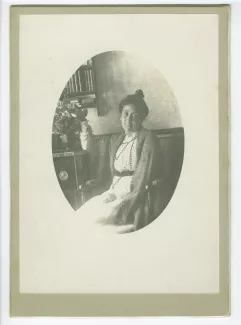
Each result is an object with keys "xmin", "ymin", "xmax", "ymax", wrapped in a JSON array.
[
  {"xmin": 140, "ymin": 132, "xmax": 161, "ymax": 187},
  {"xmin": 153, "ymin": 134, "xmax": 165, "ymax": 181}
]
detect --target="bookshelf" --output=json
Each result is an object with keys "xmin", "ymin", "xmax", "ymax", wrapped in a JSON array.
[{"xmin": 60, "ymin": 58, "xmax": 100, "ymax": 113}]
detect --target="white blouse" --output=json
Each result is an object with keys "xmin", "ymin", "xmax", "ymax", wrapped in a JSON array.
[
  {"xmin": 110, "ymin": 133, "xmax": 138, "ymax": 198},
  {"xmin": 114, "ymin": 133, "xmax": 137, "ymax": 172}
]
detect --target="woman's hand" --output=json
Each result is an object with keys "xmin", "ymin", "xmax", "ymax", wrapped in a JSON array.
[
  {"xmin": 85, "ymin": 179, "xmax": 99, "ymax": 188},
  {"xmin": 103, "ymin": 193, "xmax": 116, "ymax": 203},
  {"xmin": 152, "ymin": 178, "xmax": 164, "ymax": 187}
]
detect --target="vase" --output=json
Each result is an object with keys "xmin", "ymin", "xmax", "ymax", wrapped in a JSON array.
[{"xmin": 52, "ymin": 134, "xmax": 62, "ymax": 151}]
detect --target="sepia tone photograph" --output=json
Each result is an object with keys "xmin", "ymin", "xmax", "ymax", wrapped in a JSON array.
[
  {"xmin": 9, "ymin": 5, "xmax": 230, "ymax": 317},
  {"xmin": 52, "ymin": 51, "xmax": 184, "ymax": 234}
]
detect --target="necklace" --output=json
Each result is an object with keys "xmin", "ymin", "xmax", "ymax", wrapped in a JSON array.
[
  {"xmin": 129, "ymin": 139, "xmax": 136, "ymax": 170},
  {"xmin": 115, "ymin": 136, "xmax": 137, "ymax": 161},
  {"xmin": 111, "ymin": 176, "xmax": 122, "ymax": 190},
  {"xmin": 112, "ymin": 137, "xmax": 136, "ymax": 191},
  {"xmin": 122, "ymin": 133, "xmax": 137, "ymax": 143}
]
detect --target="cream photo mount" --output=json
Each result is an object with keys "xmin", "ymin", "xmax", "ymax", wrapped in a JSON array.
[{"xmin": 10, "ymin": 5, "xmax": 230, "ymax": 317}]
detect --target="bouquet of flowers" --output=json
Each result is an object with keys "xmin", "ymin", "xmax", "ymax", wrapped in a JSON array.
[{"xmin": 52, "ymin": 99, "xmax": 88, "ymax": 150}]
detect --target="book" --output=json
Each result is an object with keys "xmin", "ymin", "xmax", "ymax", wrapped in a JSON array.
[{"xmin": 77, "ymin": 70, "xmax": 82, "ymax": 92}]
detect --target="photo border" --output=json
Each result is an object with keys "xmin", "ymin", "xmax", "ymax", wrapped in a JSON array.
[{"xmin": 10, "ymin": 4, "xmax": 230, "ymax": 317}]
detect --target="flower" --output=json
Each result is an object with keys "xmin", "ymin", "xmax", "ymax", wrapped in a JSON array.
[
  {"xmin": 52, "ymin": 99, "xmax": 88, "ymax": 149},
  {"xmin": 62, "ymin": 110, "xmax": 71, "ymax": 118}
]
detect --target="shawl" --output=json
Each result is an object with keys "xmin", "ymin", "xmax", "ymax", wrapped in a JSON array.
[{"xmin": 96, "ymin": 128, "xmax": 164, "ymax": 230}]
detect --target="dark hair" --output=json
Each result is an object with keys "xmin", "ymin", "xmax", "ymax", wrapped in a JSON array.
[{"xmin": 119, "ymin": 89, "xmax": 149, "ymax": 118}]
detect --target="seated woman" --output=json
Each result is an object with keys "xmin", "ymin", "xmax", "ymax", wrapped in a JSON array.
[{"xmin": 78, "ymin": 89, "xmax": 164, "ymax": 234}]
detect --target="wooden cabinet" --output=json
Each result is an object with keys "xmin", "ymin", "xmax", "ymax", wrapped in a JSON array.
[{"xmin": 52, "ymin": 150, "xmax": 90, "ymax": 211}]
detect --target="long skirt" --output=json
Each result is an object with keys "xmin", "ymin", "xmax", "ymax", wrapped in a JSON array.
[{"xmin": 77, "ymin": 179, "xmax": 135, "ymax": 234}]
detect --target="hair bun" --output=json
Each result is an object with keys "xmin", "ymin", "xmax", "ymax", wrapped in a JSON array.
[{"xmin": 135, "ymin": 89, "xmax": 144, "ymax": 99}]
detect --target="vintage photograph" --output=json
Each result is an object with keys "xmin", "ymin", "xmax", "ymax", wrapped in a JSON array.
[
  {"xmin": 9, "ymin": 5, "xmax": 230, "ymax": 317},
  {"xmin": 52, "ymin": 51, "xmax": 184, "ymax": 234}
]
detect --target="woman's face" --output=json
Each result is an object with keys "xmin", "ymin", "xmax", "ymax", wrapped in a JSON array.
[{"xmin": 121, "ymin": 104, "xmax": 144, "ymax": 133}]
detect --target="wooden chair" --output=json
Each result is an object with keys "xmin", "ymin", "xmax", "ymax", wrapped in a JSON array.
[{"xmin": 79, "ymin": 128, "xmax": 184, "ymax": 223}]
